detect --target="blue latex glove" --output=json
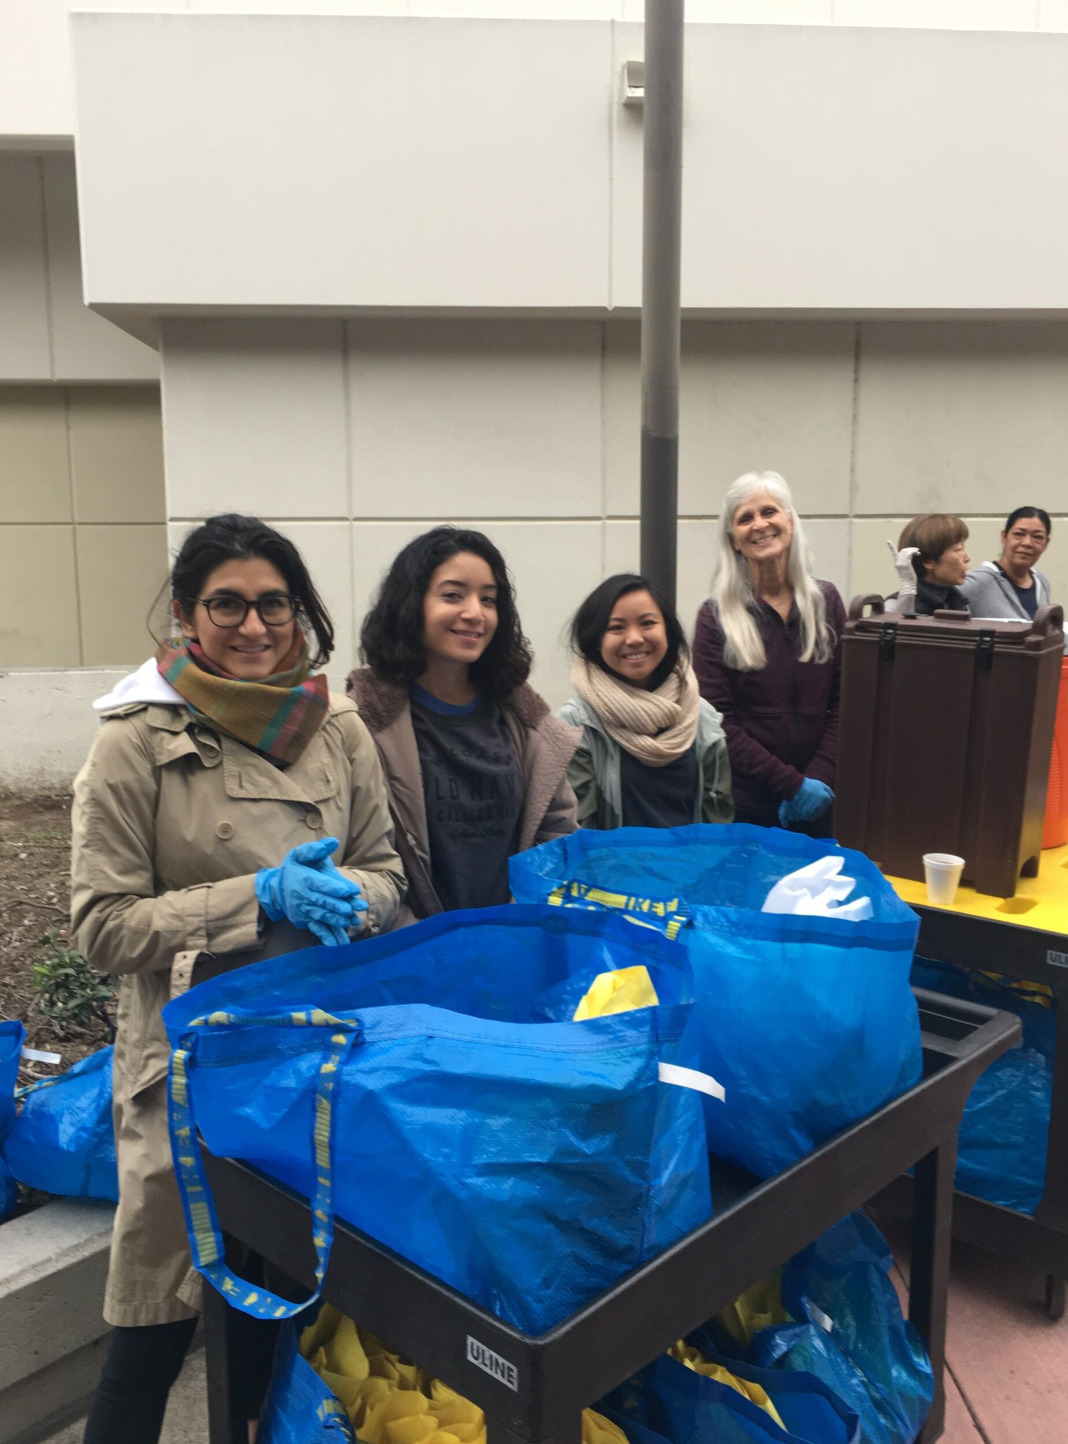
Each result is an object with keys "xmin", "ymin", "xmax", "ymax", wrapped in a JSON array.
[
  {"xmin": 778, "ymin": 778, "xmax": 835, "ymax": 827},
  {"xmin": 255, "ymin": 837, "xmax": 366, "ymax": 948}
]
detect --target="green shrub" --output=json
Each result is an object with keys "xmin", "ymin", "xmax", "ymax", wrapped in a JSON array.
[{"xmin": 30, "ymin": 931, "xmax": 116, "ymax": 1039}]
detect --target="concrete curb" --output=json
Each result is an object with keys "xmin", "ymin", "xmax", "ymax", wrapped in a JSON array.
[{"xmin": 0, "ymin": 1199, "xmax": 115, "ymax": 1444}]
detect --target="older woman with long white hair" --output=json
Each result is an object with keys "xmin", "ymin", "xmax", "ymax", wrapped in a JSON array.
[{"xmin": 692, "ymin": 471, "xmax": 845, "ymax": 835}]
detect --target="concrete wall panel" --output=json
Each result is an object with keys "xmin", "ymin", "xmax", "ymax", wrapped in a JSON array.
[
  {"xmin": 0, "ymin": 390, "xmax": 71, "ymax": 525},
  {"xmin": 75, "ymin": 524, "xmax": 168, "ymax": 667},
  {"xmin": 836, "ymin": 0, "xmax": 1037, "ymax": 28},
  {"xmin": 0, "ymin": 154, "xmax": 158, "ymax": 385},
  {"xmin": 68, "ymin": 387, "xmax": 165, "ymax": 524},
  {"xmin": 853, "ymin": 322, "xmax": 1068, "ymax": 517},
  {"xmin": 190, "ymin": 1, "xmax": 405, "ymax": 10},
  {"xmin": 622, "ymin": 0, "xmax": 833, "ymax": 15},
  {"xmin": 348, "ymin": 320, "xmax": 604, "ymax": 520},
  {"xmin": 41, "ymin": 155, "xmax": 158, "ymax": 382},
  {"xmin": 8, "ymin": 2, "xmax": 1062, "ymax": 149},
  {"xmin": 72, "ymin": 14, "xmax": 612, "ymax": 310},
  {"xmin": 611, "ymin": 22, "xmax": 1068, "ymax": 311},
  {"xmin": 161, "ymin": 320, "xmax": 348, "ymax": 520},
  {"xmin": 603, "ymin": 321, "xmax": 856, "ymax": 518},
  {"xmin": 0, "ymin": 157, "xmax": 51, "ymax": 380},
  {"xmin": 1041, "ymin": 0, "xmax": 1068, "ymax": 31},
  {"xmin": 0, "ymin": 526, "xmax": 80, "ymax": 668}
]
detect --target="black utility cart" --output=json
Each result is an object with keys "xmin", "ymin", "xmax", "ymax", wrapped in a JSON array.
[
  {"xmin": 202, "ymin": 990, "xmax": 1017, "ymax": 1444},
  {"xmin": 876, "ymin": 895, "xmax": 1068, "ymax": 1321}
]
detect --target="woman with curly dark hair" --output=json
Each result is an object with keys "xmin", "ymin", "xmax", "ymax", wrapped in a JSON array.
[{"xmin": 348, "ymin": 527, "xmax": 580, "ymax": 922}]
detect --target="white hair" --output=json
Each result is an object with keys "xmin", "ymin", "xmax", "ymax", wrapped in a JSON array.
[{"xmin": 709, "ymin": 470, "xmax": 833, "ymax": 672}]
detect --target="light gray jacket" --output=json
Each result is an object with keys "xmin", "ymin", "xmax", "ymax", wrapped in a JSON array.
[
  {"xmin": 960, "ymin": 561, "xmax": 1052, "ymax": 621},
  {"xmin": 557, "ymin": 694, "xmax": 733, "ymax": 830}
]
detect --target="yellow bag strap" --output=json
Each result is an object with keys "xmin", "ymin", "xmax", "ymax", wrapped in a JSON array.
[
  {"xmin": 547, "ymin": 879, "xmax": 692, "ymax": 941},
  {"xmin": 168, "ymin": 1007, "xmax": 361, "ymax": 1319}
]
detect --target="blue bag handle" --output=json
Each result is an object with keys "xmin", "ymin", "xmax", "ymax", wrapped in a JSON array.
[
  {"xmin": 167, "ymin": 1008, "xmax": 361, "ymax": 1319},
  {"xmin": 547, "ymin": 878, "xmax": 693, "ymax": 941}
]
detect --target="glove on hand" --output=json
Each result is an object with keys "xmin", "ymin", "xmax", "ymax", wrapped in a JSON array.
[
  {"xmin": 255, "ymin": 837, "xmax": 367, "ymax": 948},
  {"xmin": 887, "ymin": 540, "xmax": 920, "ymax": 599},
  {"xmin": 778, "ymin": 778, "xmax": 835, "ymax": 827}
]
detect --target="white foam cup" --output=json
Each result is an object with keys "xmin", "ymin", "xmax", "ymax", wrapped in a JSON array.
[{"xmin": 923, "ymin": 853, "xmax": 965, "ymax": 906}]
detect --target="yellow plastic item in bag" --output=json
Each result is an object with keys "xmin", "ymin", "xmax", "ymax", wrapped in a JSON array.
[
  {"xmin": 714, "ymin": 1271, "xmax": 789, "ymax": 1351},
  {"xmin": 668, "ymin": 1340, "xmax": 785, "ymax": 1429},
  {"xmin": 300, "ymin": 1313, "xmax": 486, "ymax": 1444},
  {"xmin": 573, "ymin": 966, "xmax": 660, "ymax": 1021},
  {"xmin": 582, "ymin": 1409, "xmax": 631, "ymax": 1444},
  {"xmin": 301, "ymin": 1310, "xmax": 646, "ymax": 1444}
]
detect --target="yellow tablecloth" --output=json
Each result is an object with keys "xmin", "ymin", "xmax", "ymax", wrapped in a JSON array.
[{"xmin": 885, "ymin": 843, "xmax": 1068, "ymax": 936}]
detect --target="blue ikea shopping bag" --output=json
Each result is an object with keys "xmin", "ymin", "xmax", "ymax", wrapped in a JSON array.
[
  {"xmin": 510, "ymin": 824, "xmax": 921, "ymax": 1178},
  {"xmin": 4, "ymin": 1045, "xmax": 118, "ymax": 1202},
  {"xmin": 0, "ymin": 1020, "xmax": 26, "ymax": 1219},
  {"xmin": 600, "ymin": 1350, "xmax": 860, "ymax": 1444},
  {"xmin": 750, "ymin": 1212, "xmax": 933, "ymax": 1444},
  {"xmin": 163, "ymin": 905, "xmax": 713, "ymax": 1335},
  {"xmin": 912, "ymin": 958, "xmax": 1052, "ymax": 1215},
  {"xmin": 258, "ymin": 1324, "xmax": 354, "ymax": 1444},
  {"xmin": 683, "ymin": 1331, "xmax": 862, "ymax": 1444}
]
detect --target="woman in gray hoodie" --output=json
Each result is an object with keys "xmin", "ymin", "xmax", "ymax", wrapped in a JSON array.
[{"xmin": 961, "ymin": 506, "xmax": 1054, "ymax": 621}]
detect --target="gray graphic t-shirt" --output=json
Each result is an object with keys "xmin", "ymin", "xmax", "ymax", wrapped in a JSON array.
[{"xmin": 410, "ymin": 684, "xmax": 524, "ymax": 912}]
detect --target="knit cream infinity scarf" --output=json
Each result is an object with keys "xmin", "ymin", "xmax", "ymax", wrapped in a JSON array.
[{"xmin": 571, "ymin": 656, "xmax": 701, "ymax": 767}]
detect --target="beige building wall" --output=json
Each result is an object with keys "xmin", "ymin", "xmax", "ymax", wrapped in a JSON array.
[
  {"xmin": 8, "ymin": 0, "xmax": 1068, "ymax": 146},
  {"xmin": 0, "ymin": 386, "xmax": 168, "ymax": 667},
  {"xmin": 0, "ymin": 154, "xmax": 157, "ymax": 383},
  {"xmin": 161, "ymin": 316, "xmax": 1068, "ymax": 708},
  {"xmin": 0, "ymin": 152, "xmax": 166, "ymax": 674}
]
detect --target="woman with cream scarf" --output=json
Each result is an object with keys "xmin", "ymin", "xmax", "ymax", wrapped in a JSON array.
[{"xmin": 558, "ymin": 574, "xmax": 733, "ymax": 830}]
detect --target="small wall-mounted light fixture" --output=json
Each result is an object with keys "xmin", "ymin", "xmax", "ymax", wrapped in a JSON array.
[{"xmin": 621, "ymin": 59, "xmax": 645, "ymax": 109}]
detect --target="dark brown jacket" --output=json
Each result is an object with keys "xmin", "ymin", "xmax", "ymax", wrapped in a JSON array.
[
  {"xmin": 347, "ymin": 669, "xmax": 580, "ymax": 922},
  {"xmin": 692, "ymin": 582, "xmax": 845, "ymax": 825}
]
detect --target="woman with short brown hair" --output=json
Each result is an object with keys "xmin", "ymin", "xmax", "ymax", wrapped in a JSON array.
[{"xmin": 887, "ymin": 514, "xmax": 971, "ymax": 615}]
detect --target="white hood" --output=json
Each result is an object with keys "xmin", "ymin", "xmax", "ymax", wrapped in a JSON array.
[{"xmin": 92, "ymin": 657, "xmax": 184, "ymax": 718}]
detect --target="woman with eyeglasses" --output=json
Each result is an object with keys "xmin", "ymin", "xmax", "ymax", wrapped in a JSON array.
[{"xmin": 71, "ymin": 514, "xmax": 405, "ymax": 1444}]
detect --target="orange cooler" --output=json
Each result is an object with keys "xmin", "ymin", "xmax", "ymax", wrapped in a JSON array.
[{"xmin": 1043, "ymin": 657, "xmax": 1068, "ymax": 849}]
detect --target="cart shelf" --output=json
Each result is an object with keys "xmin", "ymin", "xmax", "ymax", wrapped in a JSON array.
[
  {"xmin": 201, "ymin": 989, "xmax": 1018, "ymax": 1444},
  {"xmin": 879, "ymin": 853, "xmax": 1068, "ymax": 1319}
]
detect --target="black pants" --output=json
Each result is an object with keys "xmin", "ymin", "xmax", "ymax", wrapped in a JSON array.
[{"xmin": 82, "ymin": 1312, "xmax": 279, "ymax": 1444}]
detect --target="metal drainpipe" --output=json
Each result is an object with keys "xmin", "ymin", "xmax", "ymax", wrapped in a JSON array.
[{"xmin": 638, "ymin": 0, "xmax": 685, "ymax": 606}]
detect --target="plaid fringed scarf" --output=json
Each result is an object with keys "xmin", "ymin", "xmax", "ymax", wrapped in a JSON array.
[{"xmin": 156, "ymin": 636, "xmax": 329, "ymax": 766}]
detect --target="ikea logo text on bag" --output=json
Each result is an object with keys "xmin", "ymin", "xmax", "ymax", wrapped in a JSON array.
[{"xmin": 466, "ymin": 1336, "xmax": 518, "ymax": 1390}]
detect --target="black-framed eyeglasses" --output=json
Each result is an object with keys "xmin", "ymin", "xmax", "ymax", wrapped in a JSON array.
[{"xmin": 190, "ymin": 595, "xmax": 298, "ymax": 628}]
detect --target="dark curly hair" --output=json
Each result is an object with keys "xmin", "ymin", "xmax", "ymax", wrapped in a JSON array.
[
  {"xmin": 169, "ymin": 514, "xmax": 334, "ymax": 668},
  {"xmin": 360, "ymin": 527, "xmax": 532, "ymax": 700},
  {"xmin": 570, "ymin": 573, "xmax": 688, "ymax": 692}
]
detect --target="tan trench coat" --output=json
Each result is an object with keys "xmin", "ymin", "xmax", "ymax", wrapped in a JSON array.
[
  {"xmin": 70, "ymin": 693, "xmax": 405, "ymax": 1326},
  {"xmin": 345, "ymin": 670, "xmax": 580, "ymax": 923}
]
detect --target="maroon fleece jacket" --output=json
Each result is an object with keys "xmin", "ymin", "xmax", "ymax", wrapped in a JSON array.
[{"xmin": 692, "ymin": 582, "xmax": 845, "ymax": 825}]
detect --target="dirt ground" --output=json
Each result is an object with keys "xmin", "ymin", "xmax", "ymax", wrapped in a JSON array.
[{"xmin": 0, "ymin": 791, "xmax": 115, "ymax": 1083}]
